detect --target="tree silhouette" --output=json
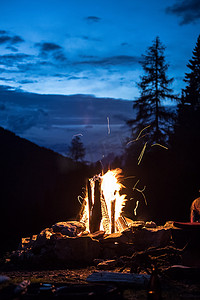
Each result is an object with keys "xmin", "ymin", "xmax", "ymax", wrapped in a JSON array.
[
  {"xmin": 68, "ymin": 136, "xmax": 85, "ymax": 162},
  {"xmin": 183, "ymin": 34, "xmax": 200, "ymax": 108},
  {"xmin": 128, "ymin": 37, "xmax": 177, "ymax": 144}
]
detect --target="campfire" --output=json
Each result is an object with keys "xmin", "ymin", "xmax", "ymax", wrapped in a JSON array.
[{"xmin": 80, "ymin": 168, "xmax": 128, "ymax": 234}]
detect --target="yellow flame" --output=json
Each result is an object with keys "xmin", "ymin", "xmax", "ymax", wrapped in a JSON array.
[
  {"xmin": 81, "ymin": 168, "xmax": 127, "ymax": 234},
  {"xmin": 101, "ymin": 168, "xmax": 126, "ymax": 222}
]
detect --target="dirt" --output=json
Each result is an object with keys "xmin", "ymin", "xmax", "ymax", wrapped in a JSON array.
[{"xmin": 1, "ymin": 267, "xmax": 200, "ymax": 299}]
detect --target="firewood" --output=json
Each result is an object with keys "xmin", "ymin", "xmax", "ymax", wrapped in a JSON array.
[
  {"xmin": 87, "ymin": 271, "xmax": 150, "ymax": 286},
  {"xmin": 111, "ymin": 199, "xmax": 116, "ymax": 233},
  {"xmin": 90, "ymin": 178, "xmax": 102, "ymax": 233},
  {"xmin": 87, "ymin": 179, "xmax": 93, "ymax": 232}
]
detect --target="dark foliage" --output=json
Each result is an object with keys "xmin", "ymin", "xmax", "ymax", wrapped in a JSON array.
[
  {"xmin": 0, "ymin": 127, "xmax": 92, "ymax": 254},
  {"xmin": 128, "ymin": 37, "xmax": 177, "ymax": 144},
  {"xmin": 183, "ymin": 34, "xmax": 200, "ymax": 108},
  {"xmin": 68, "ymin": 136, "xmax": 85, "ymax": 162}
]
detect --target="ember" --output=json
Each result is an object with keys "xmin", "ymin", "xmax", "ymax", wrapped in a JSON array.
[{"xmin": 81, "ymin": 169, "xmax": 127, "ymax": 234}]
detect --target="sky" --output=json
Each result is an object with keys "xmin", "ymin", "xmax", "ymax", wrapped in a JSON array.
[
  {"xmin": 0, "ymin": 0, "xmax": 199, "ymax": 100},
  {"xmin": 0, "ymin": 0, "xmax": 199, "ymax": 162}
]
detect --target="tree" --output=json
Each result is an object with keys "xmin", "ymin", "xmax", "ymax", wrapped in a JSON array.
[
  {"xmin": 129, "ymin": 37, "xmax": 176, "ymax": 144},
  {"xmin": 68, "ymin": 136, "xmax": 85, "ymax": 162},
  {"xmin": 183, "ymin": 34, "xmax": 200, "ymax": 108}
]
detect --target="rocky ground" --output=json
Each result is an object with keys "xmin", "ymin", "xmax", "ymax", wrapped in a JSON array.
[{"xmin": 1, "ymin": 220, "xmax": 200, "ymax": 299}]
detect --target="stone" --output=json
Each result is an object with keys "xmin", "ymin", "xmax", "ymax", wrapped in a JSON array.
[
  {"xmin": 100, "ymin": 232, "xmax": 130, "ymax": 244},
  {"xmin": 33, "ymin": 228, "xmax": 53, "ymax": 250},
  {"xmin": 52, "ymin": 221, "xmax": 86, "ymax": 237},
  {"xmin": 54, "ymin": 235, "xmax": 100, "ymax": 263},
  {"xmin": 132, "ymin": 227, "xmax": 172, "ymax": 250},
  {"xmin": 145, "ymin": 221, "xmax": 157, "ymax": 228},
  {"xmin": 97, "ymin": 259, "xmax": 117, "ymax": 270},
  {"xmin": 88, "ymin": 231, "xmax": 105, "ymax": 240},
  {"xmin": 18, "ymin": 235, "xmax": 38, "ymax": 250},
  {"xmin": 0, "ymin": 275, "xmax": 10, "ymax": 284}
]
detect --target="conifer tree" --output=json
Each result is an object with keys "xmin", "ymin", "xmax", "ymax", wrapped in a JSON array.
[
  {"xmin": 68, "ymin": 136, "xmax": 85, "ymax": 162},
  {"xmin": 183, "ymin": 34, "xmax": 200, "ymax": 108},
  {"xmin": 129, "ymin": 37, "xmax": 176, "ymax": 144}
]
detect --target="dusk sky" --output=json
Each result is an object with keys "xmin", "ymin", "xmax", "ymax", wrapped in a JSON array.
[
  {"xmin": 0, "ymin": 0, "xmax": 199, "ymax": 100},
  {"xmin": 0, "ymin": 0, "xmax": 200, "ymax": 162}
]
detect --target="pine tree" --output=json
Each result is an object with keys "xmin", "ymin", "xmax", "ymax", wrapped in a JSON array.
[
  {"xmin": 68, "ymin": 136, "xmax": 85, "ymax": 162},
  {"xmin": 129, "ymin": 37, "xmax": 176, "ymax": 144},
  {"xmin": 183, "ymin": 34, "xmax": 200, "ymax": 108}
]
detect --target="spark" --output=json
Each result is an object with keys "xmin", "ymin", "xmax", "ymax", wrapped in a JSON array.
[
  {"xmin": 127, "ymin": 125, "xmax": 151, "ymax": 145},
  {"xmin": 138, "ymin": 142, "xmax": 147, "ymax": 165},
  {"xmin": 107, "ymin": 116, "xmax": 110, "ymax": 134},
  {"xmin": 134, "ymin": 200, "xmax": 139, "ymax": 216},
  {"xmin": 151, "ymin": 143, "xmax": 168, "ymax": 150},
  {"xmin": 73, "ymin": 133, "xmax": 83, "ymax": 138},
  {"xmin": 133, "ymin": 180, "xmax": 147, "ymax": 205},
  {"xmin": 77, "ymin": 195, "xmax": 84, "ymax": 205}
]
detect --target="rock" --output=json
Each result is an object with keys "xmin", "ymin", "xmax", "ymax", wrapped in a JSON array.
[
  {"xmin": 124, "ymin": 218, "xmax": 145, "ymax": 230},
  {"xmin": 54, "ymin": 235, "xmax": 100, "ymax": 263},
  {"xmin": 132, "ymin": 227, "xmax": 171, "ymax": 250},
  {"xmin": 100, "ymin": 232, "xmax": 131, "ymax": 244},
  {"xmin": 97, "ymin": 259, "xmax": 117, "ymax": 270},
  {"xmin": 88, "ymin": 231, "xmax": 105, "ymax": 240},
  {"xmin": 52, "ymin": 221, "xmax": 86, "ymax": 237},
  {"xmin": 33, "ymin": 228, "xmax": 53, "ymax": 250},
  {"xmin": 145, "ymin": 221, "xmax": 157, "ymax": 228},
  {"xmin": 0, "ymin": 275, "xmax": 10, "ymax": 284},
  {"xmin": 163, "ymin": 265, "xmax": 200, "ymax": 280},
  {"xmin": 18, "ymin": 235, "xmax": 37, "ymax": 250}
]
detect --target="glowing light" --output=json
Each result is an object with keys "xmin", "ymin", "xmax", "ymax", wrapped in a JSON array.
[
  {"xmin": 134, "ymin": 200, "xmax": 139, "ymax": 216},
  {"xmin": 107, "ymin": 116, "xmax": 110, "ymax": 134},
  {"xmin": 80, "ymin": 168, "xmax": 127, "ymax": 234}
]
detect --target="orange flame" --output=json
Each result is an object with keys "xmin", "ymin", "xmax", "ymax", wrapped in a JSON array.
[{"xmin": 81, "ymin": 168, "xmax": 127, "ymax": 234}]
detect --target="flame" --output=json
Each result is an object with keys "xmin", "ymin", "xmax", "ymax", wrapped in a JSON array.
[{"xmin": 81, "ymin": 168, "xmax": 127, "ymax": 234}]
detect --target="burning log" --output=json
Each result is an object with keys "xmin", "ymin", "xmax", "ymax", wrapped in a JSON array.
[
  {"xmin": 111, "ymin": 199, "xmax": 116, "ymax": 234},
  {"xmin": 116, "ymin": 216, "xmax": 129, "ymax": 232},
  {"xmin": 90, "ymin": 178, "xmax": 102, "ymax": 233},
  {"xmin": 100, "ymin": 194, "xmax": 110, "ymax": 234},
  {"xmin": 81, "ymin": 169, "xmax": 127, "ymax": 234},
  {"xmin": 87, "ymin": 179, "xmax": 93, "ymax": 233}
]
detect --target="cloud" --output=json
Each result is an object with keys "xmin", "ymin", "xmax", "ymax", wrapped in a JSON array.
[
  {"xmin": 0, "ymin": 30, "xmax": 8, "ymax": 35},
  {"xmin": 76, "ymin": 55, "xmax": 139, "ymax": 67},
  {"xmin": 84, "ymin": 16, "xmax": 101, "ymax": 23},
  {"xmin": 18, "ymin": 79, "xmax": 38, "ymax": 84},
  {"xmin": 166, "ymin": 0, "xmax": 200, "ymax": 25},
  {"xmin": 121, "ymin": 42, "xmax": 129, "ymax": 46},
  {"xmin": 6, "ymin": 46, "xmax": 18, "ymax": 52},
  {"xmin": 35, "ymin": 42, "xmax": 67, "ymax": 62},
  {"xmin": 36, "ymin": 42, "xmax": 62, "ymax": 52},
  {"xmin": 67, "ymin": 75, "xmax": 89, "ymax": 80},
  {"xmin": 0, "ymin": 33, "xmax": 24, "ymax": 45},
  {"xmin": 0, "ymin": 53, "xmax": 33, "ymax": 67},
  {"xmin": 81, "ymin": 35, "xmax": 101, "ymax": 42},
  {"xmin": 7, "ymin": 113, "xmax": 40, "ymax": 133}
]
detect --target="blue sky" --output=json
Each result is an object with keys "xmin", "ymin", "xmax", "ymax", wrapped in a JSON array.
[{"xmin": 0, "ymin": 0, "xmax": 199, "ymax": 100}]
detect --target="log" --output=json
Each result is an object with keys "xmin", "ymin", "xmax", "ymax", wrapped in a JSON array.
[
  {"xmin": 87, "ymin": 179, "xmax": 93, "ymax": 233},
  {"xmin": 91, "ymin": 178, "xmax": 102, "ymax": 233},
  {"xmin": 116, "ymin": 216, "xmax": 129, "ymax": 232},
  {"xmin": 100, "ymin": 194, "xmax": 110, "ymax": 234},
  {"xmin": 87, "ymin": 271, "xmax": 150, "ymax": 286},
  {"xmin": 111, "ymin": 199, "xmax": 116, "ymax": 234}
]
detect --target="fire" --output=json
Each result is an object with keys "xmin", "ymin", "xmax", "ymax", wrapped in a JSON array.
[{"xmin": 80, "ymin": 168, "xmax": 127, "ymax": 234}]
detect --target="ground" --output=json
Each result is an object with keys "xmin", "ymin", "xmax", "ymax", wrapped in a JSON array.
[{"xmin": 1, "ymin": 266, "xmax": 200, "ymax": 299}]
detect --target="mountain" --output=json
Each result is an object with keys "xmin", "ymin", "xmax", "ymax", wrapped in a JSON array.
[
  {"xmin": 0, "ymin": 86, "xmax": 133, "ymax": 162},
  {"xmin": 0, "ymin": 127, "xmax": 90, "ymax": 254}
]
